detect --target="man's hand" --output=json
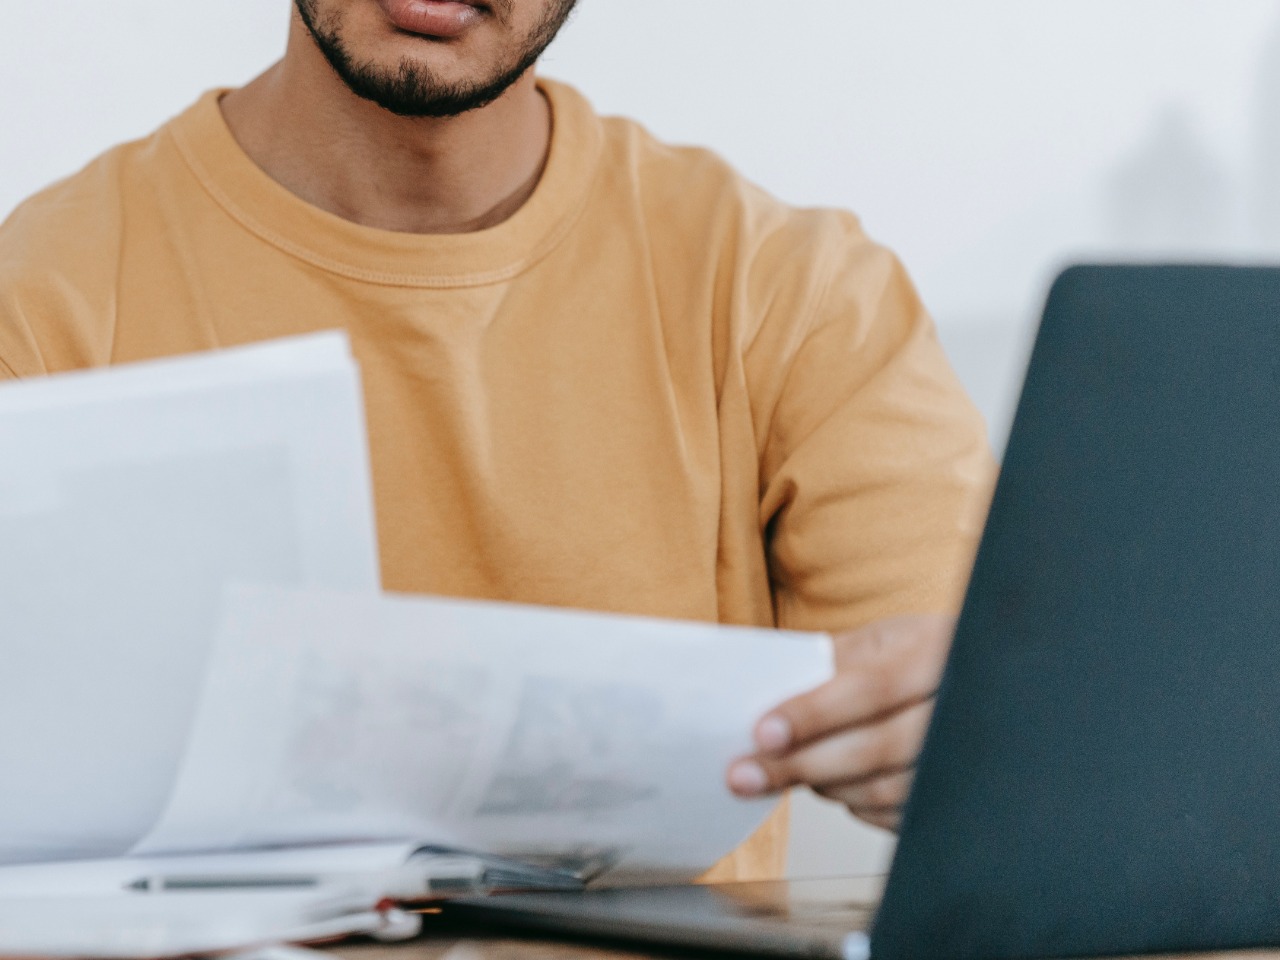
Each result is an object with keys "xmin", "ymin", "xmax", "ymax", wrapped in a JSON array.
[{"xmin": 726, "ymin": 614, "xmax": 956, "ymax": 832}]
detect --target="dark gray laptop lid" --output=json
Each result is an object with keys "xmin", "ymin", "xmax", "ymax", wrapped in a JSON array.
[{"xmin": 872, "ymin": 265, "xmax": 1280, "ymax": 960}]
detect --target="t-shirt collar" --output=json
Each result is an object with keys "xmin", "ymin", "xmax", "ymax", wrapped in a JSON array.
[{"xmin": 166, "ymin": 77, "xmax": 603, "ymax": 288}]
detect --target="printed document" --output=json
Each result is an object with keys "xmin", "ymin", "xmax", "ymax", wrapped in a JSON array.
[{"xmin": 137, "ymin": 587, "xmax": 834, "ymax": 883}]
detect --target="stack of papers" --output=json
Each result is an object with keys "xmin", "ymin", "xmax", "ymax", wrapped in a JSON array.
[{"xmin": 0, "ymin": 334, "xmax": 834, "ymax": 955}]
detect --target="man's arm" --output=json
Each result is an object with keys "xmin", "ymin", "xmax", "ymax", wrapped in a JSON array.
[{"xmin": 725, "ymin": 219, "xmax": 994, "ymax": 828}]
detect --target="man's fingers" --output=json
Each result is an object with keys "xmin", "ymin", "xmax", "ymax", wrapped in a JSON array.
[
  {"xmin": 754, "ymin": 616, "xmax": 952, "ymax": 753},
  {"xmin": 815, "ymin": 767, "xmax": 916, "ymax": 819},
  {"xmin": 753, "ymin": 672, "xmax": 889, "ymax": 755},
  {"xmin": 729, "ymin": 699, "xmax": 933, "ymax": 796},
  {"xmin": 730, "ymin": 614, "xmax": 954, "ymax": 830},
  {"xmin": 845, "ymin": 804, "xmax": 903, "ymax": 833}
]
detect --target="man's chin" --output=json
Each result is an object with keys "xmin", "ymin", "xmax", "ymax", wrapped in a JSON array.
[
  {"xmin": 295, "ymin": 0, "xmax": 568, "ymax": 118},
  {"xmin": 332, "ymin": 54, "xmax": 529, "ymax": 118}
]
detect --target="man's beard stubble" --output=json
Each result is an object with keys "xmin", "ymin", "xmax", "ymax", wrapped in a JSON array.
[{"xmin": 294, "ymin": 0, "xmax": 577, "ymax": 118}]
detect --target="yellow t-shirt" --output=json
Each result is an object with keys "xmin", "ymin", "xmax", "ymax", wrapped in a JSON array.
[{"xmin": 0, "ymin": 78, "xmax": 993, "ymax": 880}]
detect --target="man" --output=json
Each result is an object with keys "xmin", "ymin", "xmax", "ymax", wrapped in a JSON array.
[{"xmin": 0, "ymin": 0, "xmax": 993, "ymax": 878}]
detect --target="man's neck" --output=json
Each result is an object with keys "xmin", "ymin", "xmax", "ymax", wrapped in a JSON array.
[{"xmin": 220, "ymin": 22, "xmax": 551, "ymax": 235}]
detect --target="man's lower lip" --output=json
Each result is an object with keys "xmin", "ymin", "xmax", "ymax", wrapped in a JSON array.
[{"xmin": 377, "ymin": 0, "xmax": 484, "ymax": 38}]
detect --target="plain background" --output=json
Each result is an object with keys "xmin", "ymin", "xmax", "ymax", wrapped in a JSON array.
[{"xmin": 6, "ymin": 0, "xmax": 1280, "ymax": 876}]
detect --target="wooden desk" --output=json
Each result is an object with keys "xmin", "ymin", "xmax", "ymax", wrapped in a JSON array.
[
  {"xmin": 331, "ymin": 942, "xmax": 1280, "ymax": 960},
  {"xmin": 317, "ymin": 877, "xmax": 1277, "ymax": 960},
  {"xmin": 319, "ymin": 874, "xmax": 1280, "ymax": 960},
  {"xmin": 334, "ymin": 939, "xmax": 668, "ymax": 959}
]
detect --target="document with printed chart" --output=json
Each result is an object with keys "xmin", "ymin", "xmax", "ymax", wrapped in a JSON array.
[{"xmin": 135, "ymin": 586, "xmax": 834, "ymax": 883}]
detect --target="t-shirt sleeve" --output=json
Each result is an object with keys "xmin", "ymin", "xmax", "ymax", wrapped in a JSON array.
[
  {"xmin": 0, "ymin": 286, "xmax": 46, "ymax": 380},
  {"xmin": 750, "ymin": 217, "xmax": 996, "ymax": 634},
  {"xmin": 0, "ymin": 145, "xmax": 129, "ymax": 382}
]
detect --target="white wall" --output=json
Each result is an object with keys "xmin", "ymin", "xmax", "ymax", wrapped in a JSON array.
[{"xmin": 5, "ymin": 0, "xmax": 1278, "ymax": 877}]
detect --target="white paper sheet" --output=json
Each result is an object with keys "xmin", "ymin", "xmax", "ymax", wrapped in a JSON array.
[
  {"xmin": 137, "ymin": 587, "xmax": 834, "ymax": 882},
  {"xmin": 0, "ymin": 889, "xmax": 393, "ymax": 959},
  {"xmin": 0, "ymin": 842, "xmax": 419, "ymax": 899},
  {"xmin": 0, "ymin": 336, "xmax": 380, "ymax": 865},
  {"xmin": 0, "ymin": 331, "xmax": 353, "ymax": 414}
]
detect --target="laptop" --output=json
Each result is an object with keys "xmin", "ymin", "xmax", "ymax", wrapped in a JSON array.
[{"xmin": 437, "ymin": 266, "xmax": 1280, "ymax": 960}]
